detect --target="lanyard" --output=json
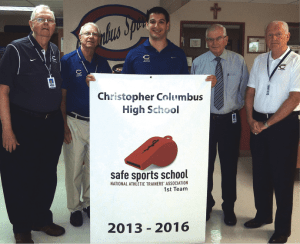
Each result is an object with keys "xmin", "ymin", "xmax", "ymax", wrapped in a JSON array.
[
  {"xmin": 267, "ymin": 49, "xmax": 291, "ymax": 81},
  {"xmin": 77, "ymin": 49, "xmax": 98, "ymax": 74},
  {"xmin": 28, "ymin": 36, "xmax": 52, "ymax": 77},
  {"xmin": 266, "ymin": 49, "xmax": 291, "ymax": 96}
]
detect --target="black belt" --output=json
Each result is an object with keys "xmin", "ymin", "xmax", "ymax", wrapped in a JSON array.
[
  {"xmin": 67, "ymin": 112, "xmax": 89, "ymax": 122},
  {"xmin": 11, "ymin": 103, "xmax": 60, "ymax": 119},
  {"xmin": 253, "ymin": 110, "xmax": 299, "ymax": 121},
  {"xmin": 211, "ymin": 110, "xmax": 238, "ymax": 120}
]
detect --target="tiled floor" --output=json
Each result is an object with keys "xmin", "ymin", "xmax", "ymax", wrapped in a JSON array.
[{"xmin": 0, "ymin": 154, "xmax": 299, "ymax": 243}]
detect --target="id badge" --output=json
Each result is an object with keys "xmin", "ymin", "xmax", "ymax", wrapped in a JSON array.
[
  {"xmin": 232, "ymin": 113, "xmax": 237, "ymax": 124},
  {"xmin": 48, "ymin": 77, "xmax": 56, "ymax": 89}
]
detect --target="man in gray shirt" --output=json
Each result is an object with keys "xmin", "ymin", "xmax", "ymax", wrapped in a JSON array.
[{"xmin": 191, "ymin": 24, "xmax": 249, "ymax": 225}]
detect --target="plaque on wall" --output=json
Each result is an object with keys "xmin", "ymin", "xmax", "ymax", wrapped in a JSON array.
[{"xmin": 247, "ymin": 36, "xmax": 267, "ymax": 53}]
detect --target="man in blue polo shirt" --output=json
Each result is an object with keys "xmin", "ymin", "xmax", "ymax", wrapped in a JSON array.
[
  {"xmin": 60, "ymin": 22, "xmax": 111, "ymax": 227},
  {"xmin": 122, "ymin": 6, "xmax": 189, "ymax": 75}
]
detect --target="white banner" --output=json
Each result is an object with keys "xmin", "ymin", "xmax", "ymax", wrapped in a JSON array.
[{"xmin": 90, "ymin": 74, "xmax": 211, "ymax": 243}]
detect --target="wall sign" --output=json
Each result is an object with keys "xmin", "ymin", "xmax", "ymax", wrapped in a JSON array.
[{"xmin": 72, "ymin": 4, "xmax": 148, "ymax": 61}]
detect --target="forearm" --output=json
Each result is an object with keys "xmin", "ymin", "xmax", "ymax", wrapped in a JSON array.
[
  {"xmin": 0, "ymin": 85, "xmax": 13, "ymax": 131},
  {"xmin": 60, "ymin": 89, "xmax": 68, "ymax": 126},
  {"xmin": 267, "ymin": 92, "xmax": 300, "ymax": 127},
  {"xmin": 244, "ymin": 87, "xmax": 255, "ymax": 123}
]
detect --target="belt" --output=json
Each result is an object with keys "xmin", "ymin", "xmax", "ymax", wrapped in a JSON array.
[
  {"xmin": 11, "ymin": 103, "xmax": 60, "ymax": 119},
  {"xmin": 211, "ymin": 110, "xmax": 238, "ymax": 120},
  {"xmin": 67, "ymin": 112, "xmax": 89, "ymax": 122},
  {"xmin": 253, "ymin": 110, "xmax": 299, "ymax": 121}
]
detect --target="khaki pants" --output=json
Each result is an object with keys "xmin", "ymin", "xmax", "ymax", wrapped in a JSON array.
[{"xmin": 63, "ymin": 115, "xmax": 90, "ymax": 212}]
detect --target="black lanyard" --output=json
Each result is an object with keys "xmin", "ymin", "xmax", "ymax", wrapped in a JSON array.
[
  {"xmin": 76, "ymin": 49, "xmax": 98, "ymax": 74},
  {"xmin": 28, "ymin": 36, "xmax": 52, "ymax": 77},
  {"xmin": 267, "ymin": 49, "xmax": 291, "ymax": 81}
]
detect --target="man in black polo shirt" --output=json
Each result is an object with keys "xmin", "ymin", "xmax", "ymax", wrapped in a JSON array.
[{"xmin": 0, "ymin": 4, "xmax": 65, "ymax": 243}]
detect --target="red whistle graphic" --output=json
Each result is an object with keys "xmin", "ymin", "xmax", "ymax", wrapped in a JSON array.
[{"xmin": 125, "ymin": 136, "xmax": 178, "ymax": 170}]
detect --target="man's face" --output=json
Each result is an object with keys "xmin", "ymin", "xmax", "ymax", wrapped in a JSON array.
[
  {"xmin": 79, "ymin": 24, "xmax": 100, "ymax": 50},
  {"xmin": 146, "ymin": 13, "xmax": 170, "ymax": 41},
  {"xmin": 29, "ymin": 10, "xmax": 56, "ymax": 39},
  {"xmin": 206, "ymin": 27, "xmax": 228, "ymax": 57},
  {"xmin": 265, "ymin": 22, "xmax": 290, "ymax": 52}
]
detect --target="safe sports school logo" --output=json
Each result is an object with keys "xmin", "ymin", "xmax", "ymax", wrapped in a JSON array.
[{"xmin": 72, "ymin": 4, "xmax": 148, "ymax": 61}]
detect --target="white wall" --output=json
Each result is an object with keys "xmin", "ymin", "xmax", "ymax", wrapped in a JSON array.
[
  {"xmin": 168, "ymin": 1, "xmax": 299, "ymax": 69},
  {"xmin": 63, "ymin": 0, "xmax": 299, "ymax": 69}
]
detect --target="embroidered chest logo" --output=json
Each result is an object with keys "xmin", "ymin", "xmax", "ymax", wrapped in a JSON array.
[
  {"xmin": 278, "ymin": 64, "xmax": 286, "ymax": 70},
  {"xmin": 76, "ymin": 69, "xmax": 82, "ymax": 77},
  {"xmin": 52, "ymin": 56, "xmax": 57, "ymax": 63},
  {"xmin": 143, "ymin": 54, "xmax": 150, "ymax": 63}
]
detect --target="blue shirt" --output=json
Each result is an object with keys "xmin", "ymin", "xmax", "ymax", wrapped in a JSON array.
[
  {"xmin": 61, "ymin": 47, "xmax": 112, "ymax": 117},
  {"xmin": 122, "ymin": 38, "xmax": 189, "ymax": 74},
  {"xmin": 191, "ymin": 50, "xmax": 249, "ymax": 114}
]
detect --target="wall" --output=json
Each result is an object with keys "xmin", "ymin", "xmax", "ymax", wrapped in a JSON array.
[{"xmin": 168, "ymin": 1, "xmax": 299, "ymax": 70}]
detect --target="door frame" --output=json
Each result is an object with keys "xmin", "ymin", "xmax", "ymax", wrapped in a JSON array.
[{"xmin": 180, "ymin": 21, "xmax": 246, "ymax": 57}]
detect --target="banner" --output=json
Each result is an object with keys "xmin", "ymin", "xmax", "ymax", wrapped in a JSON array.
[{"xmin": 90, "ymin": 74, "xmax": 211, "ymax": 243}]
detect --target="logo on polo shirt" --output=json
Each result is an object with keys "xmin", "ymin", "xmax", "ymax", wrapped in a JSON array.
[
  {"xmin": 52, "ymin": 56, "xmax": 57, "ymax": 63},
  {"xmin": 143, "ymin": 54, "xmax": 150, "ymax": 62},
  {"xmin": 76, "ymin": 69, "xmax": 82, "ymax": 77},
  {"xmin": 278, "ymin": 64, "xmax": 286, "ymax": 70}
]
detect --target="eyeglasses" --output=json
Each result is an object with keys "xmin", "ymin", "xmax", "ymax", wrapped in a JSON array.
[
  {"xmin": 33, "ymin": 18, "xmax": 55, "ymax": 24},
  {"xmin": 82, "ymin": 32, "xmax": 99, "ymax": 37},
  {"xmin": 206, "ymin": 36, "xmax": 226, "ymax": 43},
  {"xmin": 267, "ymin": 33, "xmax": 284, "ymax": 39}
]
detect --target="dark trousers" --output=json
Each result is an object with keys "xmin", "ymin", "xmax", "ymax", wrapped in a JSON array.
[
  {"xmin": 0, "ymin": 105, "xmax": 64, "ymax": 234},
  {"xmin": 250, "ymin": 110, "xmax": 299, "ymax": 236},
  {"xmin": 207, "ymin": 111, "xmax": 241, "ymax": 212}
]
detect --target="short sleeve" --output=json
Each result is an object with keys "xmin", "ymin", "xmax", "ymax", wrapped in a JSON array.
[{"xmin": 0, "ymin": 44, "xmax": 19, "ymax": 87}]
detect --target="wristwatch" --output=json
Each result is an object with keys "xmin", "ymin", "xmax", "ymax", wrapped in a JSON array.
[{"xmin": 263, "ymin": 121, "xmax": 269, "ymax": 128}]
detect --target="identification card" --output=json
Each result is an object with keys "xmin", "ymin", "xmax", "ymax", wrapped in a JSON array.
[
  {"xmin": 232, "ymin": 113, "xmax": 237, "ymax": 124},
  {"xmin": 47, "ymin": 77, "xmax": 56, "ymax": 89}
]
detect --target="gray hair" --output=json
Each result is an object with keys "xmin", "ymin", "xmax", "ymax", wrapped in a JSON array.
[
  {"xmin": 30, "ymin": 4, "xmax": 55, "ymax": 21},
  {"xmin": 79, "ymin": 22, "xmax": 100, "ymax": 36},
  {"xmin": 206, "ymin": 24, "xmax": 227, "ymax": 39},
  {"xmin": 265, "ymin": 21, "xmax": 289, "ymax": 34}
]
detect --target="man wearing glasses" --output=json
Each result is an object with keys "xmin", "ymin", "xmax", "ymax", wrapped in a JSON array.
[
  {"xmin": 191, "ymin": 24, "xmax": 249, "ymax": 225},
  {"xmin": 60, "ymin": 22, "xmax": 111, "ymax": 227},
  {"xmin": 0, "ymin": 5, "xmax": 65, "ymax": 243}
]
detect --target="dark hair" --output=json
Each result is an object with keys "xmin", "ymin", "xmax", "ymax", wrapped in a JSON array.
[{"xmin": 146, "ymin": 7, "xmax": 169, "ymax": 23}]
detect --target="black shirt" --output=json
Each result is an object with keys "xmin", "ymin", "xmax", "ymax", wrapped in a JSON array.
[{"xmin": 0, "ymin": 33, "xmax": 62, "ymax": 112}]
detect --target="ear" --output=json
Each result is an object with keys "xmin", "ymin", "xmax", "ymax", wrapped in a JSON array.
[
  {"xmin": 166, "ymin": 21, "xmax": 170, "ymax": 31},
  {"xmin": 224, "ymin": 35, "xmax": 229, "ymax": 46},
  {"xmin": 79, "ymin": 34, "xmax": 82, "ymax": 43},
  {"xmin": 29, "ymin": 20, "xmax": 34, "ymax": 31},
  {"xmin": 146, "ymin": 21, "xmax": 149, "ymax": 31},
  {"xmin": 286, "ymin": 32, "xmax": 291, "ymax": 42}
]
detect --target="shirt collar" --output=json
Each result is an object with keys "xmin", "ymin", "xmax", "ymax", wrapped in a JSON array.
[
  {"xmin": 269, "ymin": 47, "xmax": 290, "ymax": 61},
  {"xmin": 143, "ymin": 38, "xmax": 172, "ymax": 51},
  {"xmin": 209, "ymin": 49, "xmax": 228, "ymax": 62},
  {"xmin": 77, "ymin": 46, "xmax": 97, "ymax": 63},
  {"xmin": 28, "ymin": 32, "xmax": 50, "ymax": 53}
]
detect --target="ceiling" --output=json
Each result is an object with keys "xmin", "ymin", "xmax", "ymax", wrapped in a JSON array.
[
  {"xmin": 0, "ymin": 0, "xmax": 298, "ymax": 17},
  {"xmin": 193, "ymin": 0, "xmax": 298, "ymax": 3}
]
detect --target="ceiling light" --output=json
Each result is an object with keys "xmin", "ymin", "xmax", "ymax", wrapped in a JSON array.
[{"xmin": 0, "ymin": 6, "xmax": 35, "ymax": 11}]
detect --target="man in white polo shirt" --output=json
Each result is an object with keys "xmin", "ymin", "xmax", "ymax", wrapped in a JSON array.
[{"xmin": 244, "ymin": 20, "xmax": 300, "ymax": 243}]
